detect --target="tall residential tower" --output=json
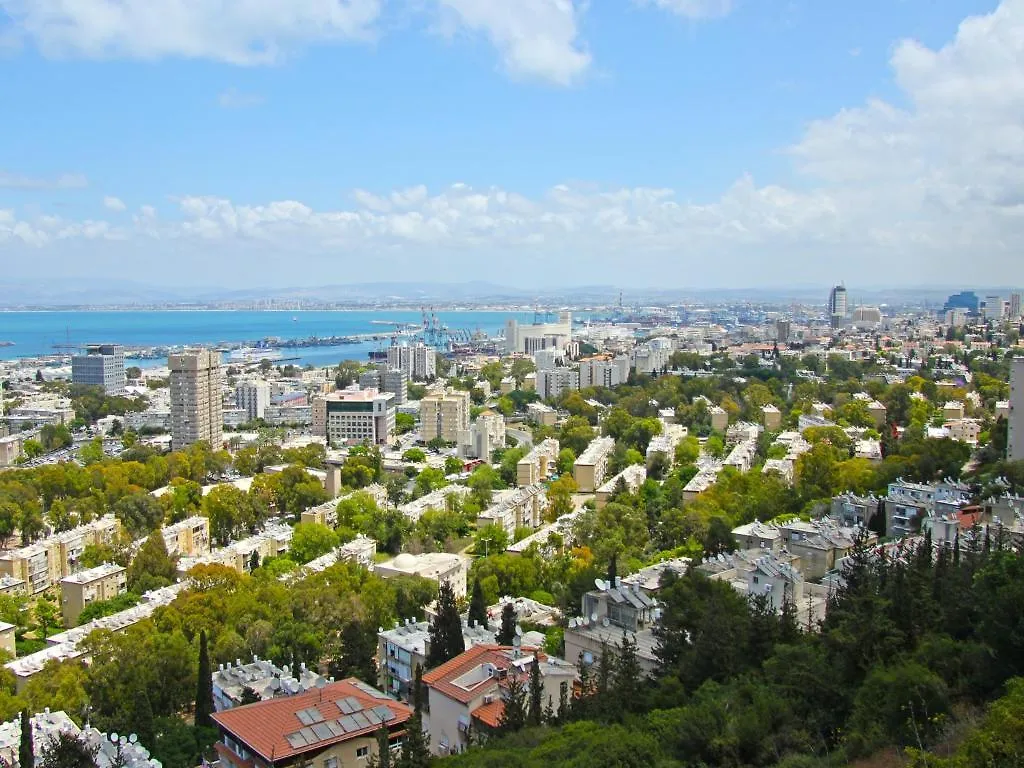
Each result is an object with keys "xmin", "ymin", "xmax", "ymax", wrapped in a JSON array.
[
  {"xmin": 828, "ymin": 285, "xmax": 848, "ymax": 329},
  {"xmin": 169, "ymin": 350, "xmax": 223, "ymax": 450}
]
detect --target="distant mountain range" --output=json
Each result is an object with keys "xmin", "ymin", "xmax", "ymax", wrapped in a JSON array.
[{"xmin": 0, "ymin": 278, "xmax": 1017, "ymax": 309}]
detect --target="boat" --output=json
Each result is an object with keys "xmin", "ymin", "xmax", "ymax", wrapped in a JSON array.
[
  {"xmin": 0, "ymin": 341, "xmax": 14, "ymax": 347},
  {"xmin": 229, "ymin": 346, "xmax": 283, "ymax": 363}
]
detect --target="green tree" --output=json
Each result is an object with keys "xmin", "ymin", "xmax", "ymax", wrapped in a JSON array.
[
  {"xmin": 113, "ymin": 492, "xmax": 164, "ymax": 537},
  {"xmin": 195, "ymin": 630, "xmax": 213, "ymax": 729},
  {"xmin": 528, "ymin": 657, "xmax": 544, "ymax": 727},
  {"xmin": 397, "ymin": 665, "xmax": 430, "ymax": 768},
  {"xmin": 496, "ymin": 602, "xmax": 517, "ymax": 646},
  {"xmin": 499, "ymin": 674, "xmax": 529, "ymax": 735},
  {"xmin": 468, "ymin": 578, "xmax": 488, "ymax": 630},
  {"xmin": 395, "ymin": 412, "xmax": 416, "ymax": 435},
  {"xmin": 20, "ymin": 708, "xmax": 33, "ymax": 768},
  {"xmin": 34, "ymin": 599, "xmax": 58, "ymax": 640},
  {"xmin": 474, "ymin": 523, "xmax": 508, "ymax": 556},
  {"xmin": 402, "ymin": 448, "xmax": 426, "ymax": 463},
  {"xmin": 288, "ymin": 522, "xmax": 339, "ymax": 564},
  {"xmin": 37, "ymin": 732, "xmax": 97, "ymax": 768},
  {"xmin": 427, "ymin": 581, "xmax": 465, "ymax": 668},
  {"xmin": 126, "ymin": 529, "xmax": 176, "ymax": 593}
]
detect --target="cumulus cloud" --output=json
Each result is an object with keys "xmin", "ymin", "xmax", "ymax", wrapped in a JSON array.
[
  {"xmin": 0, "ymin": 171, "xmax": 87, "ymax": 189},
  {"xmin": 0, "ymin": 0, "xmax": 382, "ymax": 64},
  {"xmin": 635, "ymin": 0, "xmax": 734, "ymax": 20},
  {"xmin": 103, "ymin": 196, "xmax": 127, "ymax": 212},
  {"xmin": 432, "ymin": 0, "xmax": 591, "ymax": 85},
  {"xmin": 3, "ymin": 0, "xmax": 1024, "ymax": 287}
]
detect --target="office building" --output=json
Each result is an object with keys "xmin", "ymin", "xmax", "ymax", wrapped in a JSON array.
[
  {"xmin": 169, "ymin": 350, "xmax": 223, "ymax": 449},
  {"xmin": 776, "ymin": 319, "xmax": 791, "ymax": 342},
  {"xmin": 60, "ymin": 563, "xmax": 127, "ymax": 627},
  {"xmin": 505, "ymin": 312, "xmax": 572, "ymax": 354},
  {"xmin": 984, "ymin": 295, "xmax": 1005, "ymax": 321},
  {"xmin": 536, "ymin": 367, "xmax": 579, "ymax": 401},
  {"xmin": 234, "ymin": 379, "xmax": 270, "ymax": 421},
  {"xmin": 386, "ymin": 343, "xmax": 436, "ymax": 381},
  {"xmin": 71, "ymin": 344, "xmax": 125, "ymax": 395},
  {"xmin": 1010, "ymin": 292, "xmax": 1022, "ymax": 321},
  {"xmin": 1010, "ymin": 358, "xmax": 1024, "ymax": 461},
  {"xmin": 943, "ymin": 291, "xmax": 980, "ymax": 314},
  {"xmin": 828, "ymin": 285, "xmax": 848, "ymax": 329},
  {"xmin": 359, "ymin": 365, "xmax": 408, "ymax": 405},
  {"xmin": 312, "ymin": 388, "xmax": 396, "ymax": 446},
  {"xmin": 420, "ymin": 388, "xmax": 471, "ymax": 444}
]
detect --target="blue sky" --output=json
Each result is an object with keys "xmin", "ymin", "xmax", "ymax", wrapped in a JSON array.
[{"xmin": 0, "ymin": 0, "xmax": 1021, "ymax": 290}]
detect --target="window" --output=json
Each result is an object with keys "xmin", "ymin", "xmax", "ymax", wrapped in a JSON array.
[
  {"xmin": 752, "ymin": 575, "xmax": 759, "ymax": 584},
  {"xmin": 356, "ymin": 747, "xmax": 368, "ymax": 759},
  {"xmin": 325, "ymin": 758, "xmax": 339, "ymax": 768}
]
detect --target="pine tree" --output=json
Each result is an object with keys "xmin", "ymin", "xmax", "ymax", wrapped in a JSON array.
[
  {"xmin": 248, "ymin": 549, "xmax": 260, "ymax": 572},
  {"xmin": 468, "ymin": 578, "xmax": 488, "ymax": 630},
  {"xmin": 543, "ymin": 695, "xmax": 554, "ymax": 725},
  {"xmin": 527, "ymin": 657, "xmax": 543, "ymax": 726},
  {"xmin": 195, "ymin": 630, "xmax": 214, "ymax": 729},
  {"xmin": 132, "ymin": 688, "xmax": 155, "ymax": 753},
  {"xmin": 612, "ymin": 632, "xmax": 642, "ymax": 717},
  {"xmin": 427, "ymin": 580, "xmax": 465, "ymax": 668},
  {"xmin": 496, "ymin": 602, "xmax": 516, "ymax": 646},
  {"xmin": 497, "ymin": 674, "xmax": 528, "ymax": 734},
  {"xmin": 20, "ymin": 709, "xmax": 33, "ymax": 768},
  {"xmin": 594, "ymin": 644, "xmax": 613, "ymax": 722}
]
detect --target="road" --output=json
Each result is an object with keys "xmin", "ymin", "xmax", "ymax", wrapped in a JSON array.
[{"xmin": 507, "ymin": 427, "xmax": 533, "ymax": 449}]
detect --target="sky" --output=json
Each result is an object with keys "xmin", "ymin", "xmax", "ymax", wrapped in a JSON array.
[{"xmin": 0, "ymin": 0, "xmax": 1022, "ymax": 291}]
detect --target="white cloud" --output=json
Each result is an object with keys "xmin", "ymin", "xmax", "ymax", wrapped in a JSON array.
[
  {"xmin": 103, "ymin": 196, "xmax": 126, "ymax": 212},
  {"xmin": 432, "ymin": 0, "xmax": 591, "ymax": 85},
  {"xmin": 217, "ymin": 88, "xmax": 266, "ymax": 108},
  {"xmin": 0, "ymin": 0, "xmax": 382, "ymax": 64},
  {"xmin": 4, "ymin": 0, "xmax": 1024, "ymax": 287},
  {"xmin": 0, "ymin": 171, "xmax": 87, "ymax": 189},
  {"xmin": 635, "ymin": 0, "xmax": 734, "ymax": 20}
]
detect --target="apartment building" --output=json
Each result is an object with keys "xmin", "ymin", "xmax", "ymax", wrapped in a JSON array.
[
  {"xmin": 505, "ymin": 313, "xmax": 572, "ymax": 354},
  {"xmin": 476, "ymin": 484, "xmax": 547, "ymax": 537},
  {"xmin": 234, "ymin": 379, "xmax": 270, "ymax": 421},
  {"xmin": 761, "ymin": 404, "xmax": 782, "ymax": 430},
  {"xmin": 595, "ymin": 464, "xmax": 647, "ymax": 509},
  {"xmin": 387, "ymin": 343, "xmax": 437, "ymax": 381},
  {"xmin": 161, "ymin": 516, "xmax": 211, "ymax": 558},
  {"xmin": 423, "ymin": 645, "xmax": 576, "ymax": 755},
  {"xmin": 359, "ymin": 366, "xmax": 409, "ymax": 405},
  {"xmin": 71, "ymin": 344, "xmax": 126, "ymax": 395},
  {"xmin": 212, "ymin": 656, "xmax": 328, "ymax": 712},
  {"xmin": 563, "ymin": 580, "xmax": 659, "ymax": 677},
  {"xmin": 709, "ymin": 405, "xmax": 729, "ymax": 432},
  {"xmin": 60, "ymin": 563, "xmax": 128, "ymax": 627},
  {"xmin": 398, "ymin": 486, "xmax": 472, "ymax": 524},
  {"xmin": 457, "ymin": 412, "xmax": 506, "ymax": 460},
  {"xmin": 301, "ymin": 484, "xmax": 388, "ymax": 527},
  {"xmin": 169, "ymin": 350, "xmax": 223, "ymax": 449},
  {"xmin": 420, "ymin": 388, "xmax": 471, "ymax": 444},
  {"xmin": 573, "ymin": 436, "xmax": 615, "ymax": 492},
  {"xmin": 177, "ymin": 524, "xmax": 294, "ymax": 576},
  {"xmin": 578, "ymin": 355, "xmax": 630, "ymax": 389},
  {"xmin": 0, "ymin": 515, "xmax": 121, "ymax": 595},
  {"xmin": 312, "ymin": 387, "xmax": 396, "ymax": 446},
  {"xmin": 212, "ymin": 679, "xmax": 412, "ymax": 768},
  {"xmin": 516, "ymin": 438, "xmax": 559, "ymax": 486},
  {"xmin": 526, "ymin": 402, "xmax": 557, "ymax": 427},
  {"xmin": 536, "ymin": 367, "xmax": 579, "ymax": 401}
]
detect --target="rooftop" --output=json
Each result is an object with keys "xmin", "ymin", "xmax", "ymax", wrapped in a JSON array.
[{"xmin": 60, "ymin": 562, "xmax": 125, "ymax": 585}]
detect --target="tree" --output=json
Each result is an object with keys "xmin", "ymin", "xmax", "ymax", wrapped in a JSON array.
[
  {"xmin": 127, "ymin": 529, "xmax": 176, "ymax": 593},
  {"xmin": 113, "ymin": 492, "xmax": 164, "ymax": 537},
  {"xmin": 288, "ymin": 522, "xmax": 339, "ymax": 564},
  {"xmin": 546, "ymin": 475, "xmax": 577, "ymax": 523},
  {"xmin": 37, "ymin": 732, "xmax": 98, "ymax": 768},
  {"xmin": 402, "ymin": 448, "xmax": 426, "ymax": 463},
  {"xmin": 427, "ymin": 581, "xmax": 465, "ymax": 668},
  {"xmin": 498, "ymin": 674, "xmax": 529, "ymax": 735},
  {"xmin": 398, "ymin": 665, "xmax": 430, "ymax": 768},
  {"xmin": 367, "ymin": 726, "xmax": 391, "ymax": 768},
  {"xmin": 528, "ymin": 657, "xmax": 544, "ymax": 727},
  {"xmin": 395, "ymin": 412, "xmax": 416, "ymax": 435},
  {"xmin": 496, "ymin": 602, "xmax": 517, "ymax": 646},
  {"xmin": 474, "ymin": 523, "xmax": 508, "ymax": 556},
  {"xmin": 195, "ymin": 630, "xmax": 213, "ymax": 729},
  {"xmin": 34, "ymin": 599, "xmax": 58, "ymax": 640},
  {"xmin": 20, "ymin": 709, "xmax": 33, "ymax": 768},
  {"xmin": 468, "ymin": 578, "xmax": 488, "ymax": 630}
]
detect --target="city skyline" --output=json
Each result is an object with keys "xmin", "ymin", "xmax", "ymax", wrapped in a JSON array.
[{"xmin": 1, "ymin": 0, "xmax": 1022, "ymax": 287}]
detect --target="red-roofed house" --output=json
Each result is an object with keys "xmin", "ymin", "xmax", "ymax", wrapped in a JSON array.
[
  {"xmin": 421, "ymin": 644, "xmax": 575, "ymax": 756},
  {"xmin": 211, "ymin": 678, "xmax": 412, "ymax": 768}
]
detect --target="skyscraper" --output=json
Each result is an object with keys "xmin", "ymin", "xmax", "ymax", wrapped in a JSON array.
[
  {"xmin": 169, "ymin": 350, "xmax": 223, "ymax": 450},
  {"xmin": 71, "ymin": 344, "xmax": 125, "ymax": 395},
  {"xmin": 828, "ymin": 285, "xmax": 848, "ymax": 329},
  {"xmin": 1010, "ymin": 358, "xmax": 1024, "ymax": 462},
  {"xmin": 1009, "ymin": 292, "xmax": 1021, "ymax": 322}
]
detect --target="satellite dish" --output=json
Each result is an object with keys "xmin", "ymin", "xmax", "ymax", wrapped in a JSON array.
[
  {"xmin": 594, "ymin": 578, "xmax": 607, "ymax": 591},
  {"xmin": 515, "ymin": 625, "xmax": 523, "ymax": 637},
  {"xmin": 590, "ymin": 613, "xmax": 598, "ymax": 623},
  {"xmin": 316, "ymin": 677, "xmax": 327, "ymax": 689},
  {"xmin": 602, "ymin": 618, "xmax": 609, "ymax": 628},
  {"xmin": 378, "ymin": 627, "xmax": 384, "ymax": 633},
  {"xmin": 568, "ymin": 618, "xmax": 576, "ymax": 628},
  {"xmin": 128, "ymin": 734, "xmax": 138, "ymax": 744},
  {"xmin": 110, "ymin": 733, "xmax": 119, "ymax": 744}
]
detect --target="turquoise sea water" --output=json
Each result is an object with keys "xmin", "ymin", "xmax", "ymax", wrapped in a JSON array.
[{"xmin": 0, "ymin": 310, "xmax": 530, "ymax": 366}]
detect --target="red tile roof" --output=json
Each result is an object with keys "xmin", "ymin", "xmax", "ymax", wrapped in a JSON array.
[
  {"xmin": 211, "ymin": 678, "xmax": 412, "ymax": 763},
  {"xmin": 421, "ymin": 644, "xmax": 541, "ymax": 706},
  {"xmin": 471, "ymin": 699, "xmax": 505, "ymax": 729}
]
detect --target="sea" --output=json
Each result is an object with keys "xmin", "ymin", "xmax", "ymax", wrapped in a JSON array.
[{"xmin": 0, "ymin": 310, "xmax": 534, "ymax": 367}]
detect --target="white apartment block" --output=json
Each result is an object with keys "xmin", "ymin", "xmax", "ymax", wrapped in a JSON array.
[
  {"xmin": 169, "ymin": 350, "xmax": 223, "ymax": 449},
  {"xmin": 234, "ymin": 379, "xmax": 271, "ymax": 421},
  {"xmin": 420, "ymin": 388, "xmax": 471, "ymax": 443},
  {"xmin": 578, "ymin": 355, "xmax": 630, "ymax": 389},
  {"xmin": 536, "ymin": 367, "xmax": 579, "ymax": 401},
  {"xmin": 630, "ymin": 338, "xmax": 672, "ymax": 375},
  {"xmin": 1010, "ymin": 358, "xmax": 1024, "ymax": 461},
  {"xmin": 386, "ymin": 343, "xmax": 437, "ymax": 381},
  {"xmin": 458, "ymin": 412, "xmax": 506, "ymax": 460},
  {"xmin": 312, "ymin": 387, "xmax": 396, "ymax": 446},
  {"xmin": 516, "ymin": 438, "xmax": 559, "ymax": 486},
  {"xmin": 476, "ymin": 484, "xmax": 547, "ymax": 537},
  {"xmin": 596, "ymin": 464, "xmax": 647, "ymax": 509}
]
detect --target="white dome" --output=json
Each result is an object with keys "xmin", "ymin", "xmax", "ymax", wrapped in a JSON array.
[{"xmin": 393, "ymin": 553, "xmax": 417, "ymax": 570}]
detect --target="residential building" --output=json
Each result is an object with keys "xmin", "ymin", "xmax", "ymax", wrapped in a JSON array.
[
  {"xmin": 867, "ymin": 400, "xmax": 887, "ymax": 426},
  {"xmin": 578, "ymin": 355, "xmax": 630, "ymax": 389},
  {"xmin": 778, "ymin": 520, "xmax": 860, "ymax": 581},
  {"xmin": 169, "ymin": 350, "xmax": 223, "ymax": 449},
  {"xmin": 360, "ymin": 366, "xmax": 409, "ymax": 405},
  {"xmin": 682, "ymin": 464, "xmax": 722, "ymax": 502},
  {"xmin": 830, "ymin": 493, "xmax": 882, "ymax": 529},
  {"xmin": 983, "ymin": 295, "xmax": 1005, "ymax": 321},
  {"xmin": 177, "ymin": 524, "xmax": 294, "ymax": 575},
  {"xmin": 742, "ymin": 553, "xmax": 804, "ymax": 612},
  {"xmin": 60, "ymin": 563, "xmax": 128, "ymax": 627},
  {"xmin": 631, "ymin": 338, "xmax": 672, "ymax": 375},
  {"xmin": 1011, "ymin": 358, "xmax": 1024, "ymax": 461},
  {"xmin": 420, "ymin": 388, "xmax": 471, "ymax": 444},
  {"xmin": 732, "ymin": 520, "xmax": 781, "ymax": 552},
  {"xmin": 0, "ymin": 433, "xmax": 27, "ymax": 467},
  {"xmin": 516, "ymin": 438, "xmax": 559, "ymax": 486},
  {"xmin": 943, "ymin": 291, "xmax": 980, "ymax": 314},
  {"xmin": 0, "ymin": 623, "xmax": 13, "ymax": 657},
  {"xmin": 387, "ymin": 343, "xmax": 437, "ymax": 381},
  {"xmin": 71, "ymin": 344, "xmax": 125, "ymax": 395},
  {"xmin": 532, "ymin": 348, "xmax": 561, "ymax": 371},
  {"xmin": 1010, "ymin": 292, "xmax": 1022, "ymax": 321},
  {"xmin": 828, "ymin": 284, "xmax": 848, "ymax": 328},
  {"xmin": 422, "ymin": 644, "xmax": 576, "ymax": 755},
  {"xmin": 709, "ymin": 405, "xmax": 729, "ymax": 432},
  {"xmin": 375, "ymin": 552, "xmax": 467, "ymax": 597},
  {"xmin": 526, "ymin": 402, "xmax": 557, "ymax": 427},
  {"xmin": 595, "ymin": 464, "xmax": 646, "ymax": 509},
  {"xmin": 377, "ymin": 619, "xmax": 497, "ymax": 701},
  {"xmin": 457, "ymin": 412, "xmax": 506, "ymax": 460},
  {"xmin": 762, "ymin": 404, "xmax": 781, "ymax": 430},
  {"xmin": 943, "ymin": 401, "xmax": 965, "ymax": 420},
  {"xmin": 564, "ymin": 580, "xmax": 660, "ymax": 677},
  {"xmin": 504, "ymin": 312, "xmax": 572, "ymax": 354},
  {"xmin": 776, "ymin": 319, "xmax": 792, "ymax": 342},
  {"xmin": 944, "ymin": 418, "xmax": 982, "ymax": 444},
  {"xmin": 212, "ymin": 656, "xmax": 327, "ymax": 712},
  {"xmin": 477, "ymin": 484, "xmax": 547, "ymax": 536},
  {"xmin": 0, "ymin": 576, "xmax": 25, "ymax": 597},
  {"xmin": 573, "ymin": 436, "xmax": 615, "ymax": 492},
  {"xmin": 234, "ymin": 379, "xmax": 270, "ymax": 421},
  {"xmin": 161, "ymin": 515, "xmax": 211, "ymax": 557},
  {"xmin": 536, "ymin": 367, "xmax": 579, "ymax": 401},
  {"xmin": 302, "ymin": 485, "xmax": 388, "ymax": 527},
  {"xmin": 212, "ymin": 679, "xmax": 412, "ymax": 768},
  {"xmin": 312, "ymin": 387, "xmax": 396, "ymax": 446},
  {"xmin": 0, "ymin": 709, "xmax": 161, "ymax": 768},
  {"xmin": 645, "ymin": 423, "xmax": 688, "ymax": 466},
  {"xmin": 507, "ymin": 509, "xmax": 582, "ymax": 556},
  {"xmin": 397, "ymin": 486, "xmax": 472, "ymax": 524}
]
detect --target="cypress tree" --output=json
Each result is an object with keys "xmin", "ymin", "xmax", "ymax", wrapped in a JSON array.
[
  {"xmin": 132, "ymin": 688, "xmax": 155, "ymax": 752},
  {"xmin": 527, "ymin": 657, "xmax": 544, "ymax": 726},
  {"xmin": 427, "ymin": 580, "xmax": 465, "ymax": 668},
  {"xmin": 398, "ymin": 665, "xmax": 430, "ymax": 768},
  {"xmin": 20, "ymin": 709, "xmax": 33, "ymax": 768},
  {"xmin": 497, "ymin": 675, "xmax": 527, "ymax": 734},
  {"xmin": 607, "ymin": 552, "xmax": 618, "ymax": 588},
  {"xmin": 557, "ymin": 681, "xmax": 569, "ymax": 724},
  {"xmin": 195, "ymin": 630, "xmax": 214, "ymax": 729},
  {"xmin": 468, "ymin": 578, "xmax": 488, "ymax": 630},
  {"xmin": 496, "ymin": 602, "xmax": 516, "ymax": 646}
]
